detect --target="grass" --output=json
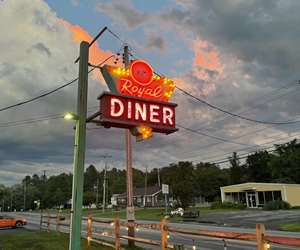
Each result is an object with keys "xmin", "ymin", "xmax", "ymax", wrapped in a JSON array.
[
  {"xmin": 39, "ymin": 207, "xmax": 241, "ymax": 222},
  {"xmin": 0, "ymin": 229, "xmax": 105, "ymax": 250},
  {"xmin": 81, "ymin": 207, "xmax": 241, "ymax": 221},
  {"xmin": 0, "ymin": 229, "xmax": 142, "ymax": 250},
  {"xmin": 280, "ymin": 223, "xmax": 300, "ymax": 232}
]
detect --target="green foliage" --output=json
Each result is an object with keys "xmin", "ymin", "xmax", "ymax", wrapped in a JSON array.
[
  {"xmin": 2, "ymin": 139, "xmax": 300, "ymax": 211},
  {"xmin": 0, "ymin": 229, "xmax": 141, "ymax": 250},
  {"xmin": 263, "ymin": 200, "xmax": 291, "ymax": 210},
  {"xmin": 161, "ymin": 161, "xmax": 195, "ymax": 208},
  {"xmin": 193, "ymin": 163, "xmax": 229, "ymax": 202},
  {"xmin": 228, "ymin": 152, "xmax": 247, "ymax": 184},
  {"xmin": 280, "ymin": 223, "xmax": 300, "ymax": 232},
  {"xmin": 210, "ymin": 201, "xmax": 246, "ymax": 209},
  {"xmin": 245, "ymin": 151, "xmax": 272, "ymax": 182}
]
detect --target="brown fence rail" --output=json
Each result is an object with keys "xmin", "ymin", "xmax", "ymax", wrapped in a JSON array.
[{"xmin": 40, "ymin": 212, "xmax": 300, "ymax": 250}]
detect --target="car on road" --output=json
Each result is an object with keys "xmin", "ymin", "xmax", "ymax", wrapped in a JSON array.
[
  {"xmin": 170, "ymin": 207, "xmax": 184, "ymax": 217},
  {"xmin": 0, "ymin": 215, "xmax": 27, "ymax": 229}
]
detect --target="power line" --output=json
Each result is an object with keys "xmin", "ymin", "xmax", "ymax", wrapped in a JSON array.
[
  {"xmin": 201, "ymin": 131, "xmax": 300, "ymax": 164},
  {"xmin": 177, "ymin": 124, "xmax": 255, "ymax": 147},
  {"xmin": 175, "ymin": 85, "xmax": 300, "ymax": 125},
  {"xmin": 183, "ymin": 82, "xmax": 299, "ymax": 134},
  {"xmin": 0, "ymin": 78, "xmax": 78, "ymax": 113},
  {"xmin": 0, "ymin": 106, "xmax": 98, "ymax": 129},
  {"xmin": 105, "ymin": 27, "xmax": 300, "ymax": 126},
  {"xmin": 0, "ymin": 51, "xmax": 116, "ymax": 113}
]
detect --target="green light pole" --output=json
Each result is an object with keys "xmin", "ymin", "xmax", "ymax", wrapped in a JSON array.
[{"xmin": 69, "ymin": 41, "xmax": 89, "ymax": 250}]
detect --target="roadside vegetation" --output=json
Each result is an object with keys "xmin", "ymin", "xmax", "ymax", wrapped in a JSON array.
[
  {"xmin": 0, "ymin": 139, "xmax": 300, "ymax": 211},
  {"xmin": 51, "ymin": 206, "xmax": 243, "ymax": 221},
  {"xmin": 280, "ymin": 223, "xmax": 300, "ymax": 232},
  {"xmin": 0, "ymin": 229, "xmax": 142, "ymax": 250},
  {"xmin": 263, "ymin": 200, "xmax": 291, "ymax": 210}
]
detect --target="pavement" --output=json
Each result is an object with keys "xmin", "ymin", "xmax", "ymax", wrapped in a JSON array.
[
  {"xmin": 1, "ymin": 211, "xmax": 300, "ymax": 250},
  {"xmin": 195, "ymin": 209, "xmax": 300, "ymax": 230}
]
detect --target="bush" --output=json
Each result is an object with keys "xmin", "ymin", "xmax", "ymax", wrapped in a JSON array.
[
  {"xmin": 210, "ymin": 201, "xmax": 246, "ymax": 209},
  {"xmin": 263, "ymin": 200, "xmax": 291, "ymax": 210}
]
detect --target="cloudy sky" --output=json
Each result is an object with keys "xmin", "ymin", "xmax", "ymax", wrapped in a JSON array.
[{"xmin": 1, "ymin": 0, "xmax": 300, "ymax": 185}]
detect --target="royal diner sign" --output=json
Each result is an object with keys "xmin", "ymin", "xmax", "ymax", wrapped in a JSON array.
[{"xmin": 99, "ymin": 60, "xmax": 177, "ymax": 135}]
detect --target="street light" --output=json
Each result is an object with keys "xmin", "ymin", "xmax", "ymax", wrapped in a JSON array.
[{"xmin": 64, "ymin": 112, "xmax": 79, "ymax": 121}]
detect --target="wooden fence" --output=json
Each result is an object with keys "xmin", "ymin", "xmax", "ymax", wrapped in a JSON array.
[{"xmin": 40, "ymin": 212, "xmax": 300, "ymax": 250}]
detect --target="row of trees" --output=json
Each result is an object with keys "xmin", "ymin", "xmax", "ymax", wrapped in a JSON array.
[{"xmin": 1, "ymin": 139, "xmax": 299, "ymax": 210}]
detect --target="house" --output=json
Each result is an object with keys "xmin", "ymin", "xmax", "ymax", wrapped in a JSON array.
[
  {"xmin": 220, "ymin": 182, "xmax": 300, "ymax": 208},
  {"xmin": 112, "ymin": 185, "xmax": 163, "ymax": 207}
]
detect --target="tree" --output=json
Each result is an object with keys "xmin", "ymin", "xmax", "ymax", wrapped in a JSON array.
[
  {"xmin": 245, "ymin": 151, "xmax": 272, "ymax": 182},
  {"xmin": 83, "ymin": 191, "xmax": 95, "ymax": 207},
  {"xmin": 162, "ymin": 161, "xmax": 195, "ymax": 208},
  {"xmin": 270, "ymin": 140, "xmax": 300, "ymax": 183},
  {"xmin": 194, "ymin": 163, "xmax": 229, "ymax": 201},
  {"xmin": 84, "ymin": 165, "xmax": 99, "ymax": 192},
  {"xmin": 229, "ymin": 152, "xmax": 246, "ymax": 184}
]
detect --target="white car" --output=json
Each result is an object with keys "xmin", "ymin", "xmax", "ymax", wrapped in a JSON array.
[{"xmin": 170, "ymin": 207, "xmax": 184, "ymax": 216}]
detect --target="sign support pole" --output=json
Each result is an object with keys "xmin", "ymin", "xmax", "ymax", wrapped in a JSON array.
[
  {"xmin": 124, "ymin": 45, "xmax": 135, "ymax": 246},
  {"xmin": 69, "ymin": 41, "xmax": 89, "ymax": 250}
]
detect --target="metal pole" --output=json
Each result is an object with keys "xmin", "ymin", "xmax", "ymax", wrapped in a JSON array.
[
  {"xmin": 124, "ymin": 45, "xmax": 135, "ymax": 246},
  {"xmin": 69, "ymin": 41, "xmax": 89, "ymax": 250},
  {"xmin": 23, "ymin": 181, "xmax": 26, "ymax": 211},
  {"xmin": 95, "ymin": 177, "xmax": 99, "ymax": 207},
  {"xmin": 165, "ymin": 194, "xmax": 168, "ymax": 215},
  {"xmin": 158, "ymin": 168, "xmax": 161, "ymax": 187},
  {"xmin": 10, "ymin": 191, "xmax": 13, "ymax": 212},
  {"xmin": 102, "ymin": 162, "xmax": 107, "ymax": 213},
  {"xmin": 144, "ymin": 166, "xmax": 148, "ymax": 207}
]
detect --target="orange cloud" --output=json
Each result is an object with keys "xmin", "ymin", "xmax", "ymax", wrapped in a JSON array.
[
  {"xmin": 58, "ymin": 19, "xmax": 119, "ymax": 81},
  {"xmin": 191, "ymin": 38, "xmax": 224, "ymax": 96},
  {"xmin": 193, "ymin": 38, "xmax": 224, "ymax": 74}
]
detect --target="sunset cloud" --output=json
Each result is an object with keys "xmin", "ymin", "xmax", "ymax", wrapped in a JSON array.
[{"xmin": 58, "ymin": 19, "xmax": 116, "ymax": 81}]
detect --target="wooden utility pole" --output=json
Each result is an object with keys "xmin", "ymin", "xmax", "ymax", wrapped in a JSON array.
[
  {"xmin": 256, "ymin": 223, "xmax": 266, "ymax": 250},
  {"xmin": 124, "ymin": 45, "xmax": 135, "ymax": 247},
  {"xmin": 102, "ymin": 162, "xmax": 108, "ymax": 213},
  {"xmin": 158, "ymin": 168, "xmax": 161, "ymax": 187},
  {"xmin": 99, "ymin": 154, "xmax": 111, "ymax": 213},
  {"xmin": 144, "ymin": 166, "xmax": 148, "ymax": 207}
]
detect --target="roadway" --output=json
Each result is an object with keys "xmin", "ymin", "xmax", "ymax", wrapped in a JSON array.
[{"xmin": 4, "ymin": 212, "xmax": 300, "ymax": 250}]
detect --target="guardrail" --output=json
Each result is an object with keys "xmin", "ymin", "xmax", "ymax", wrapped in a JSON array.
[{"xmin": 40, "ymin": 211, "xmax": 300, "ymax": 250}]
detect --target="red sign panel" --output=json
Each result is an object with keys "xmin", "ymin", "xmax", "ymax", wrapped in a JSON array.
[
  {"xmin": 103, "ymin": 60, "xmax": 175, "ymax": 102},
  {"xmin": 98, "ymin": 92, "xmax": 177, "ymax": 134}
]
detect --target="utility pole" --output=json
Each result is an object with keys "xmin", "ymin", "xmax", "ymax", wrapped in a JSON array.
[
  {"xmin": 124, "ymin": 45, "xmax": 135, "ymax": 246},
  {"xmin": 157, "ymin": 168, "xmax": 161, "ymax": 187},
  {"xmin": 23, "ymin": 181, "xmax": 26, "ymax": 211},
  {"xmin": 98, "ymin": 154, "xmax": 111, "ymax": 212},
  {"xmin": 69, "ymin": 41, "xmax": 89, "ymax": 250},
  {"xmin": 10, "ymin": 191, "xmax": 13, "ymax": 212},
  {"xmin": 43, "ymin": 170, "xmax": 46, "ymax": 178},
  {"xmin": 95, "ymin": 177, "xmax": 99, "ymax": 207},
  {"xmin": 144, "ymin": 166, "xmax": 148, "ymax": 207},
  {"xmin": 102, "ymin": 162, "xmax": 108, "ymax": 213}
]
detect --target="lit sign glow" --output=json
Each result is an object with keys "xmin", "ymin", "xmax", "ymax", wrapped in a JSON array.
[
  {"xmin": 98, "ymin": 92, "xmax": 177, "ymax": 134},
  {"xmin": 101, "ymin": 60, "xmax": 175, "ymax": 102}
]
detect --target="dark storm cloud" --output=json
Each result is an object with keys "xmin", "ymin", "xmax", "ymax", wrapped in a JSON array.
[
  {"xmin": 145, "ymin": 34, "xmax": 165, "ymax": 50},
  {"xmin": 164, "ymin": 0, "xmax": 300, "ymax": 82},
  {"xmin": 29, "ymin": 42, "xmax": 52, "ymax": 57},
  {"xmin": 0, "ymin": 135, "xmax": 74, "ymax": 164},
  {"xmin": 96, "ymin": 0, "xmax": 150, "ymax": 29}
]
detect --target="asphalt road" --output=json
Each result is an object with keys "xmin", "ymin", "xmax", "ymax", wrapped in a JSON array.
[
  {"xmin": 3, "ymin": 212, "xmax": 300, "ymax": 250},
  {"xmin": 195, "ymin": 209, "xmax": 300, "ymax": 230}
]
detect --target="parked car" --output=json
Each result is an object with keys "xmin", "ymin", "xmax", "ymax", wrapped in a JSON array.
[
  {"xmin": 182, "ymin": 211, "xmax": 200, "ymax": 219},
  {"xmin": 0, "ymin": 216, "xmax": 27, "ymax": 228},
  {"xmin": 170, "ymin": 207, "xmax": 184, "ymax": 217}
]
